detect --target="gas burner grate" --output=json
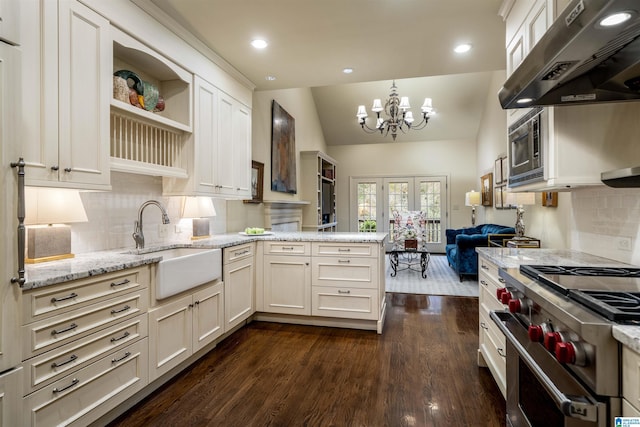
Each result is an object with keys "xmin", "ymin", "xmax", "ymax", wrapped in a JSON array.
[
  {"xmin": 521, "ymin": 265, "xmax": 640, "ymax": 278},
  {"xmin": 571, "ymin": 291, "xmax": 640, "ymax": 323}
]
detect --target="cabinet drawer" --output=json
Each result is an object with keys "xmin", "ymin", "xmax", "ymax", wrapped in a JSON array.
[
  {"xmin": 479, "ymin": 309, "xmax": 506, "ymax": 397},
  {"xmin": 24, "ymin": 338, "xmax": 148, "ymax": 427},
  {"xmin": 480, "ymin": 279, "xmax": 505, "ymax": 313},
  {"xmin": 23, "ymin": 289, "xmax": 148, "ymax": 360},
  {"xmin": 478, "ymin": 258, "xmax": 504, "ymax": 286},
  {"xmin": 312, "ymin": 286, "xmax": 379, "ymax": 320},
  {"xmin": 23, "ymin": 267, "xmax": 148, "ymax": 324},
  {"xmin": 23, "ymin": 314, "xmax": 147, "ymax": 395},
  {"xmin": 312, "ymin": 256, "xmax": 378, "ymax": 289},
  {"xmin": 264, "ymin": 241, "xmax": 310, "ymax": 255},
  {"xmin": 312, "ymin": 242, "xmax": 375, "ymax": 257},
  {"xmin": 623, "ymin": 346, "xmax": 640, "ymax": 412},
  {"xmin": 223, "ymin": 243, "xmax": 255, "ymax": 263}
]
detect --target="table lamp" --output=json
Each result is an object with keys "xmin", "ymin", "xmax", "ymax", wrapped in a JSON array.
[
  {"xmin": 24, "ymin": 187, "xmax": 88, "ymax": 263},
  {"xmin": 465, "ymin": 190, "xmax": 481, "ymax": 226},
  {"xmin": 505, "ymin": 192, "xmax": 536, "ymax": 237},
  {"xmin": 182, "ymin": 196, "xmax": 216, "ymax": 239}
]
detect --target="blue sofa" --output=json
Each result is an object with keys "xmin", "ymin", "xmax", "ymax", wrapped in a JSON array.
[{"xmin": 445, "ymin": 224, "xmax": 516, "ymax": 281}]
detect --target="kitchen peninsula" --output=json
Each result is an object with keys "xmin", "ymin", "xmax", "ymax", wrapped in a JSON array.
[{"xmin": 20, "ymin": 232, "xmax": 387, "ymax": 426}]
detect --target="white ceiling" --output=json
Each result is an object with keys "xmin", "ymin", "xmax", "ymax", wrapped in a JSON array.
[{"xmin": 147, "ymin": 0, "xmax": 507, "ymax": 145}]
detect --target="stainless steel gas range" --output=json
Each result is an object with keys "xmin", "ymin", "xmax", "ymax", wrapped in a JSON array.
[{"xmin": 491, "ymin": 264, "xmax": 640, "ymax": 427}]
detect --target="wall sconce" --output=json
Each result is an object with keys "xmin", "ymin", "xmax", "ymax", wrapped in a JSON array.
[
  {"xmin": 465, "ymin": 190, "xmax": 481, "ymax": 226},
  {"xmin": 182, "ymin": 196, "xmax": 216, "ymax": 239},
  {"xmin": 505, "ymin": 192, "xmax": 536, "ymax": 237},
  {"xmin": 25, "ymin": 187, "xmax": 88, "ymax": 263}
]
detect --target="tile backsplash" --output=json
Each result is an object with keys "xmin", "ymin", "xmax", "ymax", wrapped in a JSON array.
[{"xmin": 72, "ymin": 172, "xmax": 227, "ymax": 254}]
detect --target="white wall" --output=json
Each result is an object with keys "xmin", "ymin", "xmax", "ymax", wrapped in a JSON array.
[{"xmin": 328, "ymin": 138, "xmax": 477, "ymax": 231}]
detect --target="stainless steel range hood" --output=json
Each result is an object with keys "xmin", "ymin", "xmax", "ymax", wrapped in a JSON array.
[
  {"xmin": 601, "ymin": 166, "xmax": 640, "ymax": 187},
  {"xmin": 499, "ymin": 0, "xmax": 640, "ymax": 109}
]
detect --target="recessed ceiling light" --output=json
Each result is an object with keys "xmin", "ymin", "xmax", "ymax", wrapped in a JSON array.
[
  {"xmin": 265, "ymin": 75, "xmax": 276, "ymax": 81},
  {"xmin": 599, "ymin": 11, "xmax": 633, "ymax": 27},
  {"xmin": 454, "ymin": 43, "xmax": 472, "ymax": 53},
  {"xmin": 251, "ymin": 39, "xmax": 268, "ymax": 49},
  {"xmin": 343, "ymin": 68, "xmax": 354, "ymax": 74}
]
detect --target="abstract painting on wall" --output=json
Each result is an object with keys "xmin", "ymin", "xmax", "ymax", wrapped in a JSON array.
[{"xmin": 271, "ymin": 100, "xmax": 297, "ymax": 194}]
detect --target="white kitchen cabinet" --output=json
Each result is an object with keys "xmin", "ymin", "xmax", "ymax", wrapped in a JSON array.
[
  {"xmin": 20, "ymin": 0, "xmax": 111, "ymax": 190},
  {"xmin": 311, "ymin": 242, "xmax": 380, "ymax": 321},
  {"xmin": 262, "ymin": 242, "xmax": 311, "ymax": 316},
  {"xmin": 0, "ymin": 367, "xmax": 23, "ymax": 426},
  {"xmin": 164, "ymin": 75, "xmax": 251, "ymax": 199},
  {"xmin": 623, "ymin": 345, "xmax": 640, "ymax": 415},
  {"xmin": 21, "ymin": 266, "xmax": 151, "ymax": 427},
  {"xmin": 477, "ymin": 254, "xmax": 507, "ymax": 399},
  {"xmin": 148, "ymin": 280, "xmax": 224, "ymax": 382},
  {"xmin": 224, "ymin": 243, "xmax": 255, "ymax": 330},
  {"xmin": 0, "ymin": 0, "xmax": 18, "ymax": 45}
]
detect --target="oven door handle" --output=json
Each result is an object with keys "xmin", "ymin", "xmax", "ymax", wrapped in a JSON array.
[{"xmin": 490, "ymin": 311, "xmax": 598, "ymax": 422}]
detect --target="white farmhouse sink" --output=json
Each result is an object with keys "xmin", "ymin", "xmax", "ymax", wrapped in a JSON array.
[{"xmin": 154, "ymin": 248, "xmax": 222, "ymax": 300}]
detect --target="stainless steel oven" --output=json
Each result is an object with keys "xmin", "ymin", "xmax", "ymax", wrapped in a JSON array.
[
  {"xmin": 490, "ymin": 264, "xmax": 640, "ymax": 427},
  {"xmin": 492, "ymin": 311, "xmax": 611, "ymax": 427},
  {"xmin": 508, "ymin": 107, "xmax": 547, "ymax": 188}
]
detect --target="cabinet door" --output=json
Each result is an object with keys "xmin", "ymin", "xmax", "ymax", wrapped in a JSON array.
[
  {"xmin": 194, "ymin": 76, "xmax": 218, "ymax": 194},
  {"xmin": 57, "ymin": 0, "xmax": 111, "ymax": 188},
  {"xmin": 148, "ymin": 294, "xmax": 192, "ymax": 381},
  {"xmin": 216, "ymin": 91, "xmax": 236, "ymax": 196},
  {"xmin": 0, "ymin": 367, "xmax": 22, "ymax": 427},
  {"xmin": 263, "ymin": 255, "xmax": 311, "ymax": 315},
  {"xmin": 192, "ymin": 282, "xmax": 224, "ymax": 353},
  {"xmin": 0, "ymin": 0, "xmax": 18, "ymax": 45},
  {"xmin": 224, "ymin": 257, "xmax": 255, "ymax": 332},
  {"xmin": 232, "ymin": 101, "xmax": 251, "ymax": 198}
]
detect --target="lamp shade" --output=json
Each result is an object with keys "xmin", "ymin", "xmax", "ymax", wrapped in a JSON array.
[
  {"xmin": 25, "ymin": 187, "xmax": 88, "ymax": 225},
  {"xmin": 505, "ymin": 192, "xmax": 536, "ymax": 206},
  {"xmin": 465, "ymin": 190, "xmax": 481, "ymax": 207},
  {"xmin": 181, "ymin": 196, "xmax": 216, "ymax": 218}
]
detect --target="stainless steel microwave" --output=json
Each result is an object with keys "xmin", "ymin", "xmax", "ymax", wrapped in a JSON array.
[{"xmin": 508, "ymin": 107, "xmax": 547, "ymax": 188}]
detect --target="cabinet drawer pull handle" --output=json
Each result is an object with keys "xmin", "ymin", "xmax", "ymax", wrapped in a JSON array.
[
  {"xmin": 52, "ymin": 378, "xmax": 79, "ymax": 394},
  {"xmin": 112, "ymin": 351, "xmax": 132, "ymax": 364},
  {"xmin": 480, "ymin": 322, "xmax": 488, "ymax": 330},
  {"xmin": 64, "ymin": 167, "xmax": 72, "ymax": 173},
  {"xmin": 110, "ymin": 331, "xmax": 130, "ymax": 343},
  {"xmin": 282, "ymin": 247, "xmax": 294, "ymax": 250},
  {"xmin": 480, "ymin": 280, "xmax": 487, "ymax": 286},
  {"xmin": 110, "ymin": 279, "xmax": 131, "ymax": 287},
  {"xmin": 338, "ymin": 290, "xmax": 351, "ymax": 294},
  {"xmin": 338, "ymin": 259, "xmax": 351, "ymax": 263},
  {"xmin": 234, "ymin": 249, "xmax": 249, "ymax": 256},
  {"xmin": 51, "ymin": 292, "xmax": 78, "ymax": 303},
  {"xmin": 497, "ymin": 348, "xmax": 506, "ymax": 358},
  {"xmin": 498, "ymin": 278, "xmax": 506, "ymax": 283},
  {"xmin": 110, "ymin": 305, "xmax": 131, "ymax": 315},
  {"xmin": 51, "ymin": 354, "xmax": 78, "ymax": 369},
  {"xmin": 338, "ymin": 248, "xmax": 351, "ymax": 252},
  {"xmin": 481, "ymin": 264, "xmax": 489, "ymax": 270},
  {"xmin": 51, "ymin": 323, "xmax": 78, "ymax": 336},
  {"xmin": 50, "ymin": 165, "xmax": 59, "ymax": 171}
]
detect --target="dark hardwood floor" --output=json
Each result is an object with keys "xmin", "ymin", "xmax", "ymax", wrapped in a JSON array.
[{"xmin": 108, "ymin": 293, "xmax": 506, "ymax": 426}]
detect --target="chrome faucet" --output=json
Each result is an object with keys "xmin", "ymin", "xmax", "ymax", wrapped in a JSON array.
[{"xmin": 132, "ymin": 200, "xmax": 170, "ymax": 249}]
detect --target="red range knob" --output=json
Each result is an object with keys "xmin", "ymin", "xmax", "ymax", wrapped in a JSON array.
[
  {"xmin": 496, "ymin": 288, "xmax": 507, "ymax": 300},
  {"xmin": 500, "ymin": 291, "xmax": 512, "ymax": 305},
  {"xmin": 544, "ymin": 332, "xmax": 562, "ymax": 351},
  {"xmin": 508, "ymin": 299, "xmax": 521, "ymax": 313},
  {"xmin": 528, "ymin": 325, "xmax": 544, "ymax": 342},
  {"xmin": 555, "ymin": 342, "xmax": 576, "ymax": 364}
]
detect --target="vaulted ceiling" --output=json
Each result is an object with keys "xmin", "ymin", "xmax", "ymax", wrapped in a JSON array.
[{"xmin": 146, "ymin": 0, "xmax": 507, "ymax": 145}]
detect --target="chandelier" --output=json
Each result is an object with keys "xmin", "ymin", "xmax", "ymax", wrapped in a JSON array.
[{"xmin": 356, "ymin": 81, "xmax": 434, "ymax": 140}]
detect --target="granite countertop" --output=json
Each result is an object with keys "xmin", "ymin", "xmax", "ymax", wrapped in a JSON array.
[
  {"xmin": 23, "ymin": 231, "xmax": 388, "ymax": 290},
  {"xmin": 477, "ymin": 247, "xmax": 640, "ymax": 350}
]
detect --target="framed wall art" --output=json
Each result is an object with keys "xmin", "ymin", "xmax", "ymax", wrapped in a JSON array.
[
  {"xmin": 481, "ymin": 172, "xmax": 493, "ymax": 206},
  {"xmin": 271, "ymin": 100, "xmax": 297, "ymax": 194},
  {"xmin": 244, "ymin": 160, "xmax": 264, "ymax": 204}
]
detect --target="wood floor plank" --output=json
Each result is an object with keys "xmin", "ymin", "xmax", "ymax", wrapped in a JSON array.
[{"xmin": 107, "ymin": 293, "xmax": 506, "ymax": 427}]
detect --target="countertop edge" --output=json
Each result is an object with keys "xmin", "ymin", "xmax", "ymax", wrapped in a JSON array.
[{"xmin": 613, "ymin": 326, "xmax": 640, "ymax": 353}]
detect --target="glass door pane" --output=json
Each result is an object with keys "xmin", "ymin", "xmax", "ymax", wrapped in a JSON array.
[
  {"xmin": 416, "ymin": 176, "xmax": 447, "ymax": 252},
  {"xmin": 357, "ymin": 181, "xmax": 377, "ymax": 232}
]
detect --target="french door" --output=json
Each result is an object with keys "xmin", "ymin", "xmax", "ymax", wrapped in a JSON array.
[{"xmin": 350, "ymin": 175, "xmax": 447, "ymax": 253}]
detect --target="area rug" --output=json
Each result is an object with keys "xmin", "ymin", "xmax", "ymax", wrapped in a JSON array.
[{"xmin": 384, "ymin": 254, "xmax": 479, "ymax": 297}]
